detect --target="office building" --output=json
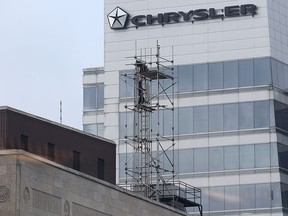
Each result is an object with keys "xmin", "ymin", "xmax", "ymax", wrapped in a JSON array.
[{"xmin": 83, "ymin": 0, "xmax": 288, "ymax": 215}]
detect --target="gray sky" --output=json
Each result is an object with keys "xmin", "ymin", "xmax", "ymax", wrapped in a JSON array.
[{"xmin": 0, "ymin": 0, "xmax": 104, "ymax": 129}]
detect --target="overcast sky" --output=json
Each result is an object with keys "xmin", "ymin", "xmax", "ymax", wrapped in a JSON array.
[{"xmin": 0, "ymin": 0, "xmax": 104, "ymax": 129}]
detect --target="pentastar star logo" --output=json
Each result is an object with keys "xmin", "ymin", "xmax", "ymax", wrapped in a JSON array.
[{"xmin": 107, "ymin": 7, "xmax": 129, "ymax": 29}]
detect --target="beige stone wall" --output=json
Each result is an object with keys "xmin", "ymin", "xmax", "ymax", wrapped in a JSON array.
[{"xmin": 0, "ymin": 150, "xmax": 187, "ymax": 216}]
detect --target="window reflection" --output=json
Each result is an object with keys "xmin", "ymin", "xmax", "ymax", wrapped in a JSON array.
[
  {"xmin": 194, "ymin": 148, "xmax": 208, "ymax": 172},
  {"xmin": 240, "ymin": 145, "xmax": 254, "ymax": 169},
  {"xmin": 83, "ymin": 86, "xmax": 96, "ymax": 110},
  {"xmin": 178, "ymin": 65, "xmax": 193, "ymax": 92},
  {"xmin": 239, "ymin": 59, "xmax": 253, "ymax": 87},
  {"xmin": 119, "ymin": 57, "xmax": 288, "ymax": 97},
  {"xmin": 224, "ymin": 146, "xmax": 239, "ymax": 170},
  {"xmin": 224, "ymin": 61, "xmax": 238, "ymax": 88},
  {"xmin": 240, "ymin": 184, "xmax": 256, "ymax": 209},
  {"xmin": 239, "ymin": 102, "xmax": 254, "ymax": 129},
  {"xmin": 209, "ymin": 62, "xmax": 223, "ymax": 90},
  {"xmin": 209, "ymin": 147, "xmax": 224, "ymax": 171},
  {"xmin": 254, "ymin": 58, "xmax": 271, "ymax": 85},
  {"xmin": 194, "ymin": 64, "xmax": 208, "ymax": 91},
  {"xmin": 209, "ymin": 105, "xmax": 223, "ymax": 132},
  {"xmin": 194, "ymin": 106, "xmax": 208, "ymax": 133}
]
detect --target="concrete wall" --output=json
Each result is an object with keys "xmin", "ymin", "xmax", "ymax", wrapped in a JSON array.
[{"xmin": 0, "ymin": 150, "xmax": 187, "ymax": 216}]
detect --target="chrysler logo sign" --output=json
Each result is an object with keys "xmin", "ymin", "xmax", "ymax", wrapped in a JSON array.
[
  {"xmin": 107, "ymin": 7, "xmax": 129, "ymax": 29},
  {"xmin": 107, "ymin": 4, "xmax": 257, "ymax": 30}
]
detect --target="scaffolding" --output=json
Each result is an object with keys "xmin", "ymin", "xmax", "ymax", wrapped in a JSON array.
[{"xmin": 121, "ymin": 42, "xmax": 202, "ymax": 215}]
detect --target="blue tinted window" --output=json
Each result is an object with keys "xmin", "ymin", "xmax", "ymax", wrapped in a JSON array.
[
  {"xmin": 255, "ymin": 144, "xmax": 270, "ymax": 168},
  {"xmin": 194, "ymin": 64, "xmax": 208, "ymax": 91},
  {"xmin": 194, "ymin": 106, "xmax": 208, "ymax": 133},
  {"xmin": 194, "ymin": 148, "xmax": 208, "ymax": 172},
  {"xmin": 119, "ymin": 112, "xmax": 134, "ymax": 139},
  {"xmin": 209, "ymin": 147, "xmax": 224, "ymax": 171},
  {"xmin": 209, "ymin": 62, "xmax": 223, "ymax": 89},
  {"xmin": 224, "ymin": 61, "xmax": 238, "ymax": 88},
  {"xmin": 225, "ymin": 186, "xmax": 240, "ymax": 210},
  {"xmin": 254, "ymin": 58, "xmax": 271, "ymax": 85},
  {"xmin": 224, "ymin": 103, "xmax": 238, "ymax": 130},
  {"xmin": 178, "ymin": 65, "xmax": 193, "ymax": 92},
  {"xmin": 209, "ymin": 105, "xmax": 223, "ymax": 132},
  {"xmin": 240, "ymin": 185, "xmax": 256, "ymax": 209},
  {"xmin": 97, "ymin": 83, "xmax": 104, "ymax": 109},
  {"xmin": 179, "ymin": 107, "xmax": 193, "ymax": 134},
  {"xmin": 256, "ymin": 184, "xmax": 271, "ymax": 208},
  {"xmin": 271, "ymin": 59, "xmax": 279, "ymax": 88},
  {"xmin": 240, "ymin": 145, "xmax": 254, "ymax": 169},
  {"xmin": 239, "ymin": 59, "xmax": 253, "ymax": 87},
  {"xmin": 83, "ymin": 86, "xmax": 96, "ymax": 110},
  {"xmin": 164, "ymin": 109, "xmax": 173, "ymax": 135},
  {"xmin": 224, "ymin": 146, "xmax": 239, "ymax": 170},
  {"xmin": 120, "ymin": 70, "xmax": 134, "ymax": 98},
  {"xmin": 239, "ymin": 102, "xmax": 254, "ymax": 129},
  {"xmin": 254, "ymin": 101, "xmax": 270, "ymax": 128},
  {"xmin": 210, "ymin": 187, "xmax": 224, "ymax": 211},
  {"xmin": 179, "ymin": 149, "xmax": 193, "ymax": 173}
]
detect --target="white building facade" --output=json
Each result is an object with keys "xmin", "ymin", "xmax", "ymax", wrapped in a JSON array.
[{"xmin": 83, "ymin": 0, "xmax": 288, "ymax": 215}]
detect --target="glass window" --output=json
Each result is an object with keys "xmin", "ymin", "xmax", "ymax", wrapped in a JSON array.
[
  {"xmin": 83, "ymin": 86, "xmax": 96, "ymax": 110},
  {"xmin": 179, "ymin": 107, "xmax": 193, "ymax": 135},
  {"xmin": 254, "ymin": 58, "xmax": 271, "ymax": 85},
  {"xmin": 201, "ymin": 188, "xmax": 210, "ymax": 212},
  {"xmin": 209, "ymin": 187, "xmax": 224, "ymax": 211},
  {"xmin": 152, "ymin": 110, "xmax": 163, "ymax": 135},
  {"xmin": 240, "ymin": 184, "xmax": 256, "ymax": 209},
  {"xmin": 120, "ymin": 70, "xmax": 134, "ymax": 98},
  {"xmin": 209, "ymin": 147, "xmax": 224, "ymax": 171},
  {"xmin": 224, "ymin": 61, "xmax": 238, "ymax": 88},
  {"xmin": 255, "ymin": 144, "xmax": 270, "ymax": 168},
  {"xmin": 224, "ymin": 103, "xmax": 238, "ymax": 130},
  {"xmin": 179, "ymin": 149, "xmax": 193, "ymax": 173},
  {"xmin": 83, "ymin": 124, "xmax": 97, "ymax": 135},
  {"xmin": 240, "ymin": 145, "xmax": 254, "ymax": 169},
  {"xmin": 282, "ymin": 183, "xmax": 288, "ymax": 208},
  {"xmin": 272, "ymin": 59, "xmax": 279, "ymax": 88},
  {"xmin": 194, "ymin": 148, "xmax": 208, "ymax": 172},
  {"xmin": 97, "ymin": 123, "xmax": 104, "ymax": 137},
  {"xmin": 193, "ymin": 64, "xmax": 208, "ymax": 91},
  {"xmin": 271, "ymin": 183, "xmax": 282, "ymax": 207},
  {"xmin": 178, "ymin": 65, "xmax": 193, "ymax": 92},
  {"xmin": 284, "ymin": 64, "xmax": 288, "ymax": 90},
  {"xmin": 274, "ymin": 101, "xmax": 288, "ymax": 132},
  {"xmin": 209, "ymin": 62, "xmax": 224, "ymax": 90},
  {"xmin": 97, "ymin": 83, "xmax": 104, "ymax": 109},
  {"xmin": 194, "ymin": 106, "xmax": 208, "ymax": 133},
  {"xmin": 277, "ymin": 61, "xmax": 285, "ymax": 89},
  {"xmin": 224, "ymin": 146, "xmax": 239, "ymax": 170},
  {"xmin": 271, "ymin": 143, "xmax": 278, "ymax": 167},
  {"xmin": 239, "ymin": 102, "xmax": 254, "ymax": 129},
  {"xmin": 225, "ymin": 186, "xmax": 240, "ymax": 210},
  {"xmin": 239, "ymin": 59, "xmax": 253, "ymax": 87},
  {"xmin": 256, "ymin": 184, "xmax": 271, "ymax": 208},
  {"xmin": 278, "ymin": 144, "xmax": 288, "ymax": 170},
  {"xmin": 119, "ymin": 112, "xmax": 134, "ymax": 139},
  {"xmin": 209, "ymin": 105, "xmax": 223, "ymax": 132},
  {"xmin": 164, "ymin": 109, "xmax": 173, "ymax": 135},
  {"xmin": 119, "ymin": 153, "xmax": 133, "ymax": 178},
  {"xmin": 254, "ymin": 101, "xmax": 270, "ymax": 128}
]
